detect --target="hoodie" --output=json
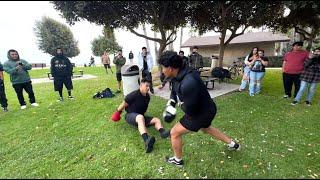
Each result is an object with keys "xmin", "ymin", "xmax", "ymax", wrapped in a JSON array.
[
  {"xmin": 50, "ymin": 54, "xmax": 73, "ymax": 77},
  {"xmin": 170, "ymin": 66, "xmax": 216, "ymax": 118},
  {"xmin": 3, "ymin": 51, "xmax": 32, "ymax": 85}
]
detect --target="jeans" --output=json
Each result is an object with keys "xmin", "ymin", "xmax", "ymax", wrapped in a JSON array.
[
  {"xmin": 239, "ymin": 66, "xmax": 250, "ymax": 90},
  {"xmin": 249, "ymin": 71, "xmax": 265, "ymax": 96},
  {"xmin": 12, "ymin": 81, "xmax": 36, "ymax": 106},
  {"xmin": 294, "ymin": 81, "xmax": 318, "ymax": 102}
]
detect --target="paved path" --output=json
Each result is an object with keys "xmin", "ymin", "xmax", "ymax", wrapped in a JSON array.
[
  {"xmin": 153, "ymin": 81, "xmax": 239, "ymax": 100},
  {"xmin": 31, "ymin": 74, "xmax": 97, "ymax": 84}
]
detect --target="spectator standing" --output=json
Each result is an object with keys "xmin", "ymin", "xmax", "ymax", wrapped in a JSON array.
[
  {"xmin": 291, "ymin": 47, "xmax": 320, "ymax": 106},
  {"xmin": 188, "ymin": 46, "xmax": 203, "ymax": 72},
  {"xmin": 101, "ymin": 51, "xmax": 113, "ymax": 74},
  {"xmin": 0, "ymin": 61, "xmax": 8, "ymax": 112},
  {"xmin": 3, "ymin": 49, "xmax": 39, "ymax": 109},
  {"xmin": 129, "ymin": 50, "xmax": 134, "ymax": 64},
  {"xmin": 113, "ymin": 49, "xmax": 126, "ymax": 93},
  {"xmin": 239, "ymin": 47, "xmax": 259, "ymax": 92},
  {"xmin": 282, "ymin": 41, "xmax": 309, "ymax": 98},
  {"xmin": 138, "ymin": 47, "xmax": 154, "ymax": 94}
]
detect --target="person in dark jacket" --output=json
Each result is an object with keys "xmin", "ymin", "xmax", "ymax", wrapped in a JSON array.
[
  {"xmin": 159, "ymin": 51, "xmax": 240, "ymax": 167},
  {"xmin": 50, "ymin": 48, "xmax": 74, "ymax": 102},
  {"xmin": 0, "ymin": 61, "xmax": 8, "ymax": 112},
  {"xmin": 188, "ymin": 46, "xmax": 203, "ymax": 72},
  {"xmin": 3, "ymin": 49, "xmax": 39, "ymax": 110},
  {"xmin": 291, "ymin": 47, "xmax": 320, "ymax": 106}
]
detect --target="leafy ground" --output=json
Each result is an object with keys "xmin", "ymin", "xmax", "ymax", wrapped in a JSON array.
[{"xmin": 0, "ymin": 67, "xmax": 319, "ymax": 178}]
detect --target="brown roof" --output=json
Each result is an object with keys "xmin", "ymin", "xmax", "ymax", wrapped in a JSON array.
[{"xmin": 181, "ymin": 31, "xmax": 290, "ymax": 48}]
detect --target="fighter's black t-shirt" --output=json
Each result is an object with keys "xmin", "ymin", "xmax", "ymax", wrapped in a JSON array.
[{"xmin": 125, "ymin": 89, "xmax": 150, "ymax": 115}]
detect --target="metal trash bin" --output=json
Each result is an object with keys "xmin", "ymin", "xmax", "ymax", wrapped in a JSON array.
[
  {"xmin": 121, "ymin": 65, "xmax": 140, "ymax": 96},
  {"xmin": 211, "ymin": 55, "xmax": 219, "ymax": 68}
]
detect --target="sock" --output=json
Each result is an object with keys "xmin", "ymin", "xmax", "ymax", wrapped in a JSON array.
[
  {"xmin": 141, "ymin": 133, "xmax": 149, "ymax": 142},
  {"xmin": 158, "ymin": 128, "xmax": 165, "ymax": 134},
  {"xmin": 68, "ymin": 90, "xmax": 72, "ymax": 96},
  {"xmin": 174, "ymin": 156, "xmax": 182, "ymax": 161},
  {"xmin": 58, "ymin": 90, "xmax": 63, "ymax": 98},
  {"xmin": 228, "ymin": 140, "xmax": 235, "ymax": 147}
]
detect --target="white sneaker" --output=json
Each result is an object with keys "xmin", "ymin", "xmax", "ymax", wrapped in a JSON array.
[
  {"xmin": 31, "ymin": 103, "xmax": 39, "ymax": 107},
  {"xmin": 21, "ymin": 105, "xmax": 27, "ymax": 110}
]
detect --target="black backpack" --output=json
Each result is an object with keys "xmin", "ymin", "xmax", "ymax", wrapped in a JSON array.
[{"xmin": 93, "ymin": 88, "xmax": 115, "ymax": 99}]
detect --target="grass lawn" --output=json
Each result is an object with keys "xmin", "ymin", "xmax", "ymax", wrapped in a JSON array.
[{"xmin": 0, "ymin": 67, "xmax": 319, "ymax": 178}]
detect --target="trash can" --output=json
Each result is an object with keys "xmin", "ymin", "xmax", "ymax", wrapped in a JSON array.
[
  {"xmin": 211, "ymin": 55, "xmax": 219, "ymax": 68},
  {"xmin": 121, "ymin": 65, "xmax": 140, "ymax": 96}
]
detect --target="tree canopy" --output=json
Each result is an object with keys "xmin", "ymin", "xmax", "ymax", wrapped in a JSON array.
[
  {"xmin": 34, "ymin": 16, "xmax": 80, "ymax": 57},
  {"xmin": 188, "ymin": 1, "xmax": 285, "ymax": 67},
  {"xmin": 270, "ymin": 1, "xmax": 320, "ymax": 50},
  {"xmin": 91, "ymin": 26, "xmax": 122, "ymax": 56},
  {"xmin": 52, "ymin": 1, "xmax": 189, "ymax": 60}
]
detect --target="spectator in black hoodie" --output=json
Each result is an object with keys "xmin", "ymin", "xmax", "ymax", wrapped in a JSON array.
[
  {"xmin": 159, "ymin": 51, "xmax": 240, "ymax": 167},
  {"xmin": 50, "ymin": 48, "xmax": 74, "ymax": 102}
]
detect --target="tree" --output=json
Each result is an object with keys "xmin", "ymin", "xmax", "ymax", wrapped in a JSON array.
[
  {"xmin": 270, "ymin": 1, "xmax": 320, "ymax": 51},
  {"xmin": 52, "ymin": 1, "xmax": 189, "ymax": 62},
  {"xmin": 34, "ymin": 16, "xmax": 80, "ymax": 57},
  {"xmin": 189, "ymin": 1, "xmax": 285, "ymax": 67},
  {"xmin": 91, "ymin": 26, "xmax": 122, "ymax": 56}
]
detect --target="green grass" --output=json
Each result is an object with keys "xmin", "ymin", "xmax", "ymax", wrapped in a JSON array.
[{"xmin": 0, "ymin": 67, "xmax": 319, "ymax": 178}]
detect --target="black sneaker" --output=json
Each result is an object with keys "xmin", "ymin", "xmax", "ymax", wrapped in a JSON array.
[
  {"xmin": 227, "ymin": 142, "xmax": 241, "ymax": 151},
  {"xmin": 2, "ymin": 107, "xmax": 8, "ymax": 112},
  {"xmin": 165, "ymin": 156, "xmax": 184, "ymax": 167},
  {"xmin": 291, "ymin": 100, "xmax": 298, "ymax": 105},
  {"xmin": 305, "ymin": 101, "xmax": 311, "ymax": 106},
  {"xmin": 160, "ymin": 130, "xmax": 171, "ymax": 139},
  {"xmin": 145, "ymin": 136, "xmax": 155, "ymax": 153}
]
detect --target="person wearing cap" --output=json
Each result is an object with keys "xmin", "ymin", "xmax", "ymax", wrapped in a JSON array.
[
  {"xmin": 111, "ymin": 78, "xmax": 170, "ymax": 153},
  {"xmin": 0, "ymin": 60, "xmax": 8, "ymax": 112},
  {"xmin": 159, "ymin": 51, "xmax": 240, "ymax": 167},
  {"xmin": 3, "ymin": 49, "xmax": 39, "ymax": 109},
  {"xmin": 188, "ymin": 46, "xmax": 204, "ymax": 72},
  {"xmin": 113, "ymin": 49, "xmax": 126, "ymax": 93},
  {"xmin": 101, "ymin": 50, "xmax": 113, "ymax": 74},
  {"xmin": 282, "ymin": 41, "xmax": 309, "ymax": 98}
]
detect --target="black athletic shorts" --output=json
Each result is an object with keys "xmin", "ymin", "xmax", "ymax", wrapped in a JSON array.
[
  {"xmin": 54, "ymin": 76, "xmax": 73, "ymax": 91},
  {"xmin": 180, "ymin": 112, "xmax": 216, "ymax": 132},
  {"xmin": 104, "ymin": 64, "xmax": 111, "ymax": 69},
  {"xmin": 125, "ymin": 113, "xmax": 153, "ymax": 127},
  {"xmin": 116, "ymin": 73, "xmax": 122, "ymax": 82}
]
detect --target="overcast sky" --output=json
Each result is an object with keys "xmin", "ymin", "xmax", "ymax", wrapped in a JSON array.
[{"xmin": 0, "ymin": 1, "xmax": 199, "ymax": 66}]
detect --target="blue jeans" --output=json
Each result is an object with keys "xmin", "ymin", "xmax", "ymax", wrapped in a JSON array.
[
  {"xmin": 239, "ymin": 66, "xmax": 250, "ymax": 90},
  {"xmin": 294, "ymin": 81, "xmax": 318, "ymax": 102},
  {"xmin": 249, "ymin": 71, "xmax": 265, "ymax": 96}
]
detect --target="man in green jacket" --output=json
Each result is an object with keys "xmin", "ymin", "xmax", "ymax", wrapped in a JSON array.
[
  {"xmin": 3, "ymin": 49, "xmax": 39, "ymax": 110},
  {"xmin": 0, "ymin": 61, "xmax": 8, "ymax": 112},
  {"xmin": 113, "ymin": 49, "xmax": 126, "ymax": 93}
]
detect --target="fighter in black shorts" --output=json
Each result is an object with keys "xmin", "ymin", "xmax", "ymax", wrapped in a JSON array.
[
  {"xmin": 111, "ymin": 78, "xmax": 170, "ymax": 153},
  {"xmin": 159, "ymin": 51, "xmax": 241, "ymax": 167}
]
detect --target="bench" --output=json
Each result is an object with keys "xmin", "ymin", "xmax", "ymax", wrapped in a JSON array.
[
  {"xmin": 201, "ymin": 75, "xmax": 219, "ymax": 90},
  {"xmin": 47, "ymin": 70, "xmax": 84, "ymax": 80},
  {"xmin": 31, "ymin": 63, "xmax": 46, "ymax": 68}
]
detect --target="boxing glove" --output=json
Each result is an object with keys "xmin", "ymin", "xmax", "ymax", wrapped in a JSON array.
[
  {"xmin": 163, "ymin": 104, "xmax": 177, "ymax": 123},
  {"xmin": 111, "ymin": 110, "xmax": 122, "ymax": 122}
]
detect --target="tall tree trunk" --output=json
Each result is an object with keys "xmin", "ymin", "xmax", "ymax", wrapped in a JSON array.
[
  {"xmin": 142, "ymin": 24, "xmax": 150, "ymax": 51},
  {"xmin": 154, "ymin": 31, "xmax": 158, "ymax": 64},
  {"xmin": 157, "ymin": 41, "xmax": 167, "ymax": 72},
  {"xmin": 179, "ymin": 27, "xmax": 183, "ymax": 49},
  {"xmin": 218, "ymin": 30, "xmax": 227, "ymax": 67},
  {"xmin": 168, "ymin": 30, "xmax": 174, "ymax": 51}
]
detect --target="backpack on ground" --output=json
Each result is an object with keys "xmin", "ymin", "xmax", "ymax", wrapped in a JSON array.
[{"xmin": 93, "ymin": 88, "xmax": 115, "ymax": 99}]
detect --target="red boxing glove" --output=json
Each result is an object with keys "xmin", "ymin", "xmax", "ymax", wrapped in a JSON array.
[{"xmin": 111, "ymin": 110, "xmax": 122, "ymax": 122}]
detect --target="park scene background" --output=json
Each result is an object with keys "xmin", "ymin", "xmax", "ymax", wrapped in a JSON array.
[{"xmin": 0, "ymin": 1, "xmax": 319, "ymax": 179}]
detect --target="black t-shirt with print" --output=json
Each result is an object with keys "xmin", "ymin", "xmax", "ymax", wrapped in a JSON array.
[
  {"xmin": 125, "ymin": 89, "xmax": 150, "ymax": 115},
  {"xmin": 251, "ymin": 57, "xmax": 269, "ymax": 72}
]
